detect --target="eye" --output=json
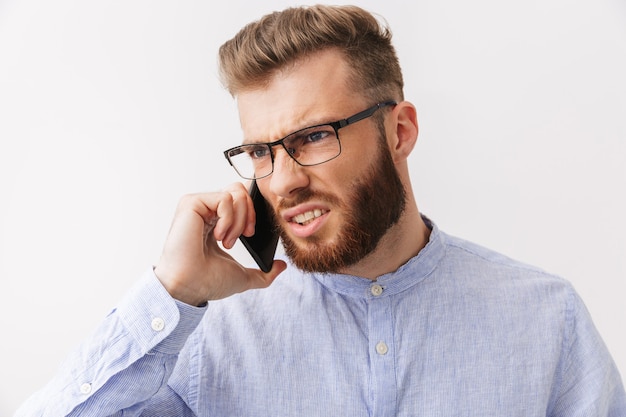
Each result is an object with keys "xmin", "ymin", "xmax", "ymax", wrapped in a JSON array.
[
  {"xmin": 306, "ymin": 130, "xmax": 329, "ymax": 143},
  {"xmin": 302, "ymin": 125, "xmax": 336, "ymax": 143},
  {"xmin": 246, "ymin": 145, "xmax": 270, "ymax": 159}
]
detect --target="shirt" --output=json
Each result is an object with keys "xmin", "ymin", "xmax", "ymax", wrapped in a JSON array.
[{"xmin": 15, "ymin": 219, "xmax": 626, "ymax": 416}]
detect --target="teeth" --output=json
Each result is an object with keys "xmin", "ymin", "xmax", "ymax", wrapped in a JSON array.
[{"xmin": 293, "ymin": 209, "xmax": 325, "ymax": 225}]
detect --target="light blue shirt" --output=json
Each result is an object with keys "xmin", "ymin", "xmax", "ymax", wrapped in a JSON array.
[{"xmin": 15, "ymin": 220, "xmax": 626, "ymax": 416}]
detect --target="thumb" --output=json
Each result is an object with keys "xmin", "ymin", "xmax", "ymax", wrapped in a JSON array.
[{"xmin": 246, "ymin": 259, "xmax": 288, "ymax": 291}]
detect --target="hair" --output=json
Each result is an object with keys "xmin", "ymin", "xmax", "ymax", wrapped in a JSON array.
[{"xmin": 218, "ymin": 5, "xmax": 404, "ymax": 103}]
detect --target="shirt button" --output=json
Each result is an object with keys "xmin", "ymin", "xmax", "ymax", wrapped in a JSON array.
[
  {"xmin": 80, "ymin": 382, "xmax": 92, "ymax": 394},
  {"xmin": 151, "ymin": 317, "xmax": 165, "ymax": 332},
  {"xmin": 370, "ymin": 284, "xmax": 383, "ymax": 296},
  {"xmin": 375, "ymin": 341, "xmax": 389, "ymax": 355}
]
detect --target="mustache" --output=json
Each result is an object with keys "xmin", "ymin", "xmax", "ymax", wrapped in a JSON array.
[{"xmin": 275, "ymin": 187, "xmax": 342, "ymax": 211}]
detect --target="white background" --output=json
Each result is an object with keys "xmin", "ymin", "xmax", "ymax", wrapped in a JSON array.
[{"xmin": 1, "ymin": 0, "xmax": 625, "ymax": 414}]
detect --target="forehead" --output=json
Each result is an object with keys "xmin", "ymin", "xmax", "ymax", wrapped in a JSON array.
[{"xmin": 236, "ymin": 49, "xmax": 365, "ymax": 143}]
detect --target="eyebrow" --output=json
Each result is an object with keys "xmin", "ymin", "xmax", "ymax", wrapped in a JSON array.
[{"xmin": 241, "ymin": 114, "xmax": 341, "ymax": 146}]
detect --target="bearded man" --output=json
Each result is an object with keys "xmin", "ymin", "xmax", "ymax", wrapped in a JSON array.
[{"xmin": 16, "ymin": 5, "xmax": 625, "ymax": 417}]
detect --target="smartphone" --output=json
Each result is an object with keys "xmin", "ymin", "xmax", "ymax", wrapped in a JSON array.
[{"xmin": 239, "ymin": 181, "xmax": 280, "ymax": 272}]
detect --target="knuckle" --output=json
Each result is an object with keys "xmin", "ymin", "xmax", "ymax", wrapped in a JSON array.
[
  {"xmin": 218, "ymin": 191, "xmax": 234, "ymax": 206},
  {"xmin": 223, "ymin": 182, "xmax": 246, "ymax": 194}
]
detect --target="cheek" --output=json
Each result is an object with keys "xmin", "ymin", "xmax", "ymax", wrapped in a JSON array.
[
  {"xmin": 326, "ymin": 142, "xmax": 372, "ymax": 175},
  {"xmin": 337, "ymin": 133, "xmax": 381, "ymax": 167}
]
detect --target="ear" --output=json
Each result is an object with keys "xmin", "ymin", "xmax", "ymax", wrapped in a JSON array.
[{"xmin": 387, "ymin": 101, "xmax": 418, "ymax": 163}]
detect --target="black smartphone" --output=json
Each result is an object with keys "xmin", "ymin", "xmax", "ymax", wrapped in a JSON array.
[{"xmin": 239, "ymin": 181, "xmax": 280, "ymax": 272}]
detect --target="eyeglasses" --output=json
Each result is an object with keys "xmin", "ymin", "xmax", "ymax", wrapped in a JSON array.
[{"xmin": 223, "ymin": 100, "xmax": 397, "ymax": 180}]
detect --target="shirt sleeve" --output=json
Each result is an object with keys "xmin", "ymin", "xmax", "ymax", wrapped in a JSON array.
[
  {"xmin": 549, "ymin": 288, "xmax": 626, "ymax": 417},
  {"xmin": 13, "ymin": 268, "xmax": 207, "ymax": 417}
]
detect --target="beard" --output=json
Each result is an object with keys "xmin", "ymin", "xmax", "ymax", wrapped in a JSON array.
[{"xmin": 273, "ymin": 135, "xmax": 407, "ymax": 274}]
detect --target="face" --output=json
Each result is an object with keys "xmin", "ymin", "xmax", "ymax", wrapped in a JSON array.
[
  {"xmin": 237, "ymin": 49, "xmax": 406, "ymax": 273},
  {"xmin": 278, "ymin": 130, "xmax": 406, "ymax": 272}
]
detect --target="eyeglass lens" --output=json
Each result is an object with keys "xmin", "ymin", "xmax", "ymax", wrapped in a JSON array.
[{"xmin": 228, "ymin": 124, "xmax": 341, "ymax": 179}]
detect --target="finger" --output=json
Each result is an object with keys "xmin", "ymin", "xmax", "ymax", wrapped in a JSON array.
[
  {"xmin": 176, "ymin": 193, "xmax": 221, "ymax": 229},
  {"xmin": 240, "ymin": 180, "xmax": 257, "ymax": 237},
  {"xmin": 242, "ymin": 188, "xmax": 256, "ymax": 237},
  {"xmin": 231, "ymin": 185, "xmax": 254, "ymax": 245},
  {"xmin": 220, "ymin": 181, "xmax": 257, "ymax": 238},
  {"xmin": 226, "ymin": 182, "xmax": 256, "ymax": 238},
  {"xmin": 210, "ymin": 192, "xmax": 235, "ymax": 241},
  {"xmin": 217, "ymin": 186, "xmax": 252, "ymax": 248},
  {"xmin": 175, "ymin": 192, "xmax": 236, "ymax": 245}
]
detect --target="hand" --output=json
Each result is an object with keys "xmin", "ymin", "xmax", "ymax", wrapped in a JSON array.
[{"xmin": 153, "ymin": 183, "xmax": 286, "ymax": 306}]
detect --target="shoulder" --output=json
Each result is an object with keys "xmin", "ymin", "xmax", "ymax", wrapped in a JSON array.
[
  {"xmin": 428, "ymin": 229, "xmax": 580, "ymax": 318},
  {"xmin": 441, "ymin": 231, "xmax": 568, "ymax": 285}
]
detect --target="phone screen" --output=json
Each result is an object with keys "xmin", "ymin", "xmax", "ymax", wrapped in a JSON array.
[{"xmin": 238, "ymin": 181, "xmax": 280, "ymax": 272}]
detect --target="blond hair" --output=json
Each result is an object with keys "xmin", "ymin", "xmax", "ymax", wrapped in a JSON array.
[{"xmin": 218, "ymin": 5, "xmax": 404, "ymax": 102}]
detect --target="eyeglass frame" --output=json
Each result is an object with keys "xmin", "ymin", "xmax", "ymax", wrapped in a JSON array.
[{"xmin": 223, "ymin": 100, "xmax": 397, "ymax": 180}]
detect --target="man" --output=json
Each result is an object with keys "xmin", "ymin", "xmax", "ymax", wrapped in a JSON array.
[{"xmin": 15, "ymin": 5, "xmax": 625, "ymax": 416}]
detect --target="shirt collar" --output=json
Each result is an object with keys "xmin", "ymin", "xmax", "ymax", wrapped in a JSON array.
[{"xmin": 309, "ymin": 216, "xmax": 445, "ymax": 298}]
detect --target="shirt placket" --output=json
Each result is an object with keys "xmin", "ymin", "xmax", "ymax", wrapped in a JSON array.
[{"xmin": 367, "ymin": 282, "xmax": 397, "ymax": 417}]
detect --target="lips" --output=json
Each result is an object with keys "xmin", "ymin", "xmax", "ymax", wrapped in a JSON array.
[{"xmin": 280, "ymin": 204, "xmax": 330, "ymax": 238}]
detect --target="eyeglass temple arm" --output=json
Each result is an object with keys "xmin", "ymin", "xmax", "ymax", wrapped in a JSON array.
[{"xmin": 337, "ymin": 100, "xmax": 397, "ymax": 128}]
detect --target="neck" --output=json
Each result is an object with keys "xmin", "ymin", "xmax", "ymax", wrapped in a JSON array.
[{"xmin": 338, "ymin": 200, "xmax": 430, "ymax": 280}]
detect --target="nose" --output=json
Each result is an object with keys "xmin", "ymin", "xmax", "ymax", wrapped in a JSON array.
[{"xmin": 268, "ymin": 147, "xmax": 309, "ymax": 198}]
